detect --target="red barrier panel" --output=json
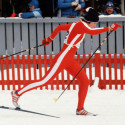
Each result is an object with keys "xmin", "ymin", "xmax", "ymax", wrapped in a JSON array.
[
  {"xmin": 0, "ymin": 54, "xmax": 125, "ymax": 90},
  {"xmin": 95, "ymin": 53, "xmax": 125, "ymax": 89}
]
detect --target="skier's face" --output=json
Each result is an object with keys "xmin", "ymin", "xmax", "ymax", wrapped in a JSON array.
[{"xmin": 88, "ymin": 22, "xmax": 97, "ymax": 28}]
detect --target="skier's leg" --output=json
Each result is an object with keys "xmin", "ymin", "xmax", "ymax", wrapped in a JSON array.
[
  {"xmin": 65, "ymin": 60, "xmax": 90, "ymax": 110},
  {"xmin": 11, "ymin": 57, "xmax": 64, "ymax": 108},
  {"xmin": 17, "ymin": 60, "xmax": 64, "ymax": 96}
]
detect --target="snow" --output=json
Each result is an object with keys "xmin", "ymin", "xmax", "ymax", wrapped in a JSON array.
[
  {"xmin": 1, "ymin": 80, "xmax": 125, "ymax": 125},
  {"xmin": 99, "ymin": 14, "xmax": 123, "ymax": 17},
  {"xmin": 0, "ymin": 65, "xmax": 125, "ymax": 125}
]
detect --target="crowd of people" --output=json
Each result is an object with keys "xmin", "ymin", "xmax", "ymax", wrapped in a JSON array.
[{"xmin": 0, "ymin": 0, "xmax": 123, "ymax": 18}]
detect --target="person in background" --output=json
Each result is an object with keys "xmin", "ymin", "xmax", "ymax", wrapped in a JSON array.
[
  {"xmin": 58, "ymin": 0, "xmax": 85, "ymax": 17},
  {"xmin": 18, "ymin": 0, "xmax": 42, "ymax": 18},
  {"xmin": 103, "ymin": 0, "xmax": 117, "ymax": 15}
]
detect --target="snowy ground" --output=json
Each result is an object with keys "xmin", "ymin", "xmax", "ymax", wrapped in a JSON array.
[
  {"xmin": 0, "ymin": 81, "xmax": 125, "ymax": 125},
  {"xmin": 0, "ymin": 67, "xmax": 125, "ymax": 125}
]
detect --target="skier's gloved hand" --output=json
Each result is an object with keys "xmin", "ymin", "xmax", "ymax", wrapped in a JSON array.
[
  {"xmin": 42, "ymin": 37, "xmax": 53, "ymax": 46},
  {"xmin": 110, "ymin": 24, "xmax": 122, "ymax": 31}
]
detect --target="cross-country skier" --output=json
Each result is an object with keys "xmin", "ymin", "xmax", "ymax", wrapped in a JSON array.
[{"xmin": 11, "ymin": 7, "xmax": 121, "ymax": 116}]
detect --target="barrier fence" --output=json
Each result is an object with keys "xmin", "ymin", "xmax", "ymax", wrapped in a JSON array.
[
  {"xmin": 0, "ymin": 53, "xmax": 125, "ymax": 90},
  {"xmin": 0, "ymin": 16, "xmax": 125, "ymax": 55}
]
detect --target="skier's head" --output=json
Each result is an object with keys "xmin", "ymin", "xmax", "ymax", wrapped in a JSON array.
[{"xmin": 80, "ymin": 7, "xmax": 99, "ymax": 23}]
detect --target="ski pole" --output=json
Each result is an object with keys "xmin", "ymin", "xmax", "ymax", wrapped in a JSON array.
[
  {"xmin": 53, "ymin": 31, "xmax": 113, "ymax": 102},
  {"xmin": 0, "ymin": 43, "xmax": 46, "ymax": 60}
]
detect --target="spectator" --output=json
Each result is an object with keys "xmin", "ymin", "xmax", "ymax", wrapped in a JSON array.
[
  {"xmin": 58, "ymin": 0, "xmax": 85, "ymax": 17},
  {"xmin": 18, "ymin": 0, "xmax": 42, "ymax": 18},
  {"xmin": 103, "ymin": 1, "xmax": 117, "ymax": 15}
]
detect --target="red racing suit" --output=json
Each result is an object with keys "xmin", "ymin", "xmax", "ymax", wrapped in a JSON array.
[{"xmin": 17, "ymin": 21, "xmax": 109, "ymax": 110}]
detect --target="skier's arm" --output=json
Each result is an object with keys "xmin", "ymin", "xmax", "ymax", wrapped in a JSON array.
[
  {"xmin": 50, "ymin": 23, "xmax": 72, "ymax": 39},
  {"xmin": 42, "ymin": 23, "xmax": 72, "ymax": 46},
  {"xmin": 82, "ymin": 23, "xmax": 121, "ymax": 35},
  {"xmin": 82, "ymin": 22, "xmax": 109, "ymax": 35}
]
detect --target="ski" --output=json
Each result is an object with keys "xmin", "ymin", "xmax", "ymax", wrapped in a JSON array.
[{"xmin": 0, "ymin": 106, "xmax": 60, "ymax": 118}]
